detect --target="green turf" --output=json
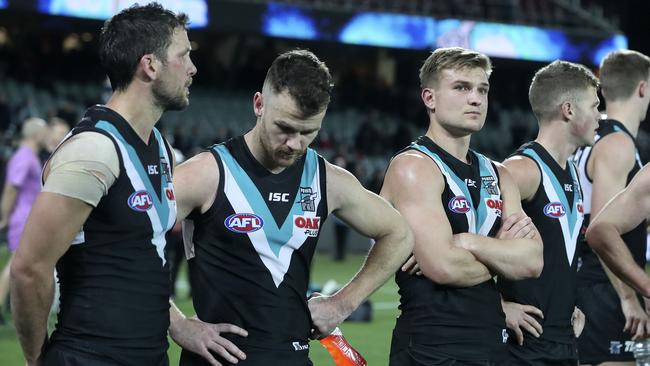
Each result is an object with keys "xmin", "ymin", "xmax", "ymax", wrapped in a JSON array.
[{"xmin": 0, "ymin": 248, "xmax": 399, "ymax": 365}]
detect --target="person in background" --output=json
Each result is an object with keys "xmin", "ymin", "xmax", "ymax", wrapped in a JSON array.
[
  {"xmin": 0, "ymin": 118, "xmax": 47, "ymax": 325},
  {"xmin": 572, "ymin": 49, "xmax": 650, "ymax": 365}
]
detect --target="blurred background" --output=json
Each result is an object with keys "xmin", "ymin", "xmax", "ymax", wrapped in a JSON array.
[{"xmin": 0, "ymin": 0, "xmax": 648, "ymax": 364}]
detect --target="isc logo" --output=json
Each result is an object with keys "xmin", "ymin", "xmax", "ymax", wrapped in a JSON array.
[
  {"xmin": 544, "ymin": 202, "xmax": 566, "ymax": 218},
  {"xmin": 128, "ymin": 190, "xmax": 153, "ymax": 212},
  {"xmin": 224, "ymin": 213, "xmax": 264, "ymax": 233},
  {"xmin": 268, "ymin": 192, "xmax": 289, "ymax": 202},
  {"xmin": 449, "ymin": 196, "xmax": 471, "ymax": 214}
]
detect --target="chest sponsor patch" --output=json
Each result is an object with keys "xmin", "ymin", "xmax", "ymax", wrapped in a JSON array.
[
  {"xmin": 165, "ymin": 187, "xmax": 175, "ymax": 201},
  {"xmin": 449, "ymin": 196, "xmax": 471, "ymax": 214},
  {"xmin": 544, "ymin": 202, "xmax": 566, "ymax": 218},
  {"xmin": 485, "ymin": 198, "xmax": 502, "ymax": 216},
  {"xmin": 128, "ymin": 190, "xmax": 153, "ymax": 212},
  {"xmin": 224, "ymin": 213, "xmax": 264, "ymax": 233},
  {"xmin": 294, "ymin": 215, "xmax": 320, "ymax": 237}
]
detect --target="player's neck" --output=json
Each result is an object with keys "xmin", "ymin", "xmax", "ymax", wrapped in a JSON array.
[
  {"xmin": 535, "ymin": 126, "xmax": 575, "ymax": 169},
  {"xmin": 243, "ymin": 130, "xmax": 287, "ymax": 174},
  {"xmin": 105, "ymin": 89, "xmax": 163, "ymax": 145},
  {"xmin": 606, "ymin": 102, "xmax": 641, "ymax": 137},
  {"xmin": 425, "ymin": 123, "xmax": 471, "ymax": 163}
]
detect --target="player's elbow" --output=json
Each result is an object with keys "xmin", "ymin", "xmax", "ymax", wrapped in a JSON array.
[
  {"xmin": 10, "ymin": 256, "xmax": 29, "ymax": 281},
  {"xmin": 528, "ymin": 252, "xmax": 544, "ymax": 279},
  {"xmin": 585, "ymin": 222, "xmax": 608, "ymax": 252},
  {"xmin": 10, "ymin": 255, "xmax": 42, "ymax": 287},
  {"xmin": 397, "ymin": 223, "xmax": 415, "ymax": 256},
  {"xmin": 422, "ymin": 265, "xmax": 454, "ymax": 285},
  {"xmin": 379, "ymin": 216, "xmax": 414, "ymax": 264},
  {"xmin": 422, "ymin": 261, "xmax": 462, "ymax": 285},
  {"xmin": 507, "ymin": 242, "xmax": 543, "ymax": 280},
  {"xmin": 528, "ymin": 240, "xmax": 544, "ymax": 278}
]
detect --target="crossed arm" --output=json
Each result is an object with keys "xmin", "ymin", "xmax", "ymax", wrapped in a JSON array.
[{"xmin": 381, "ymin": 152, "xmax": 542, "ymax": 287}]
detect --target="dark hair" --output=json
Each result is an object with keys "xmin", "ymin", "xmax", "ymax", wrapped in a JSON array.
[
  {"xmin": 529, "ymin": 60, "xmax": 599, "ymax": 122},
  {"xmin": 264, "ymin": 49, "xmax": 333, "ymax": 118},
  {"xmin": 600, "ymin": 50, "xmax": 650, "ymax": 102},
  {"xmin": 99, "ymin": 2, "xmax": 189, "ymax": 92}
]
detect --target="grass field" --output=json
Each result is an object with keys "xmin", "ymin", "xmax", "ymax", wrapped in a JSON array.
[{"xmin": 0, "ymin": 246, "xmax": 400, "ymax": 365}]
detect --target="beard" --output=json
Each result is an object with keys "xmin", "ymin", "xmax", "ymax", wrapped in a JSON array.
[
  {"xmin": 274, "ymin": 147, "xmax": 306, "ymax": 166},
  {"xmin": 152, "ymin": 79, "xmax": 189, "ymax": 112},
  {"xmin": 258, "ymin": 127, "xmax": 306, "ymax": 168}
]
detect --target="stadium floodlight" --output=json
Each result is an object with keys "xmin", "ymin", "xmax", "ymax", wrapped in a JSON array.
[
  {"xmin": 37, "ymin": 0, "xmax": 209, "ymax": 28},
  {"xmin": 258, "ymin": 3, "xmax": 627, "ymax": 66}
]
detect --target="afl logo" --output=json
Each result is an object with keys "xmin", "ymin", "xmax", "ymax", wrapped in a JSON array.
[
  {"xmin": 224, "ymin": 213, "xmax": 264, "ymax": 233},
  {"xmin": 128, "ymin": 190, "xmax": 153, "ymax": 212},
  {"xmin": 544, "ymin": 202, "xmax": 566, "ymax": 218},
  {"xmin": 449, "ymin": 196, "xmax": 471, "ymax": 214}
]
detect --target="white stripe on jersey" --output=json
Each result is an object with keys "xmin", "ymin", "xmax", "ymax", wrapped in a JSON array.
[{"xmin": 221, "ymin": 159, "xmax": 322, "ymax": 288}]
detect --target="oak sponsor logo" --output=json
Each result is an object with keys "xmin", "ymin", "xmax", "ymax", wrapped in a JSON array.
[
  {"xmin": 294, "ymin": 215, "xmax": 320, "ymax": 237},
  {"xmin": 485, "ymin": 198, "xmax": 502, "ymax": 216}
]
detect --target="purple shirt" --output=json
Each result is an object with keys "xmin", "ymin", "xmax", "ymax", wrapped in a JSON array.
[{"xmin": 6, "ymin": 145, "xmax": 41, "ymax": 251}]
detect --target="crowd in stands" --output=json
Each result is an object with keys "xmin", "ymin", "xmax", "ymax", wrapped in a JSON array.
[{"xmin": 1, "ymin": 24, "xmax": 648, "ymax": 193}]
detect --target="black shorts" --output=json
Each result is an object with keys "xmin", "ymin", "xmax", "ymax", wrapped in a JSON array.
[
  {"xmin": 389, "ymin": 348, "xmax": 502, "ymax": 366},
  {"xmin": 576, "ymin": 281, "xmax": 635, "ymax": 363},
  {"xmin": 41, "ymin": 342, "xmax": 169, "ymax": 366},
  {"xmin": 389, "ymin": 328, "xmax": 503, "ymax": 366},
  {"xmin": 504, "ymin": 336, "xmax": 578, "ymax": 366},
  {"xmin": 389, "ymin": 348, "xmax": 499, "ymax": 366},
  {"xmin": 179, "ymin": 347, "xmax": 313, "ymax": 366}
]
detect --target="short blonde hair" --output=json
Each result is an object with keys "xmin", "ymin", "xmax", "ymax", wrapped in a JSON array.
[
  {"xmin": 600, "ymin": 50, "xmax": 650, "ymax": 102},
  {"xmin": 419, "ymin": 47, "xmax": 492, "ymax": 88},
  {"xmin": 528, "ymin": 60, "xmax": 599, "ymax": 122}
]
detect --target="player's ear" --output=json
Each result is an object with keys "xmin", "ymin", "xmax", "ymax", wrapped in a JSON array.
[
  {"xmin": 639, "ymin": 79, "xmax": 648, "ymax": 99},
  {"xmin": 560, "ymin": 101, "xmax": 573, "ymax": 121},
  {"xmin": 421, "ymin": 88, "xmax": 435, "ymax": 113},
  {"xmin": 253, "ymin": 92, "xmax": 264, "ymax": 119},
  {"xmin": 137, "ymin": 53, "xmax": 161, "ymax": 82}
]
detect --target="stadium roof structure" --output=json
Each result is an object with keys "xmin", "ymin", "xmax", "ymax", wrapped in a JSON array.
[{"xmin": 240, "ymin": 0, "xmax": 622, "ymax": 35}]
